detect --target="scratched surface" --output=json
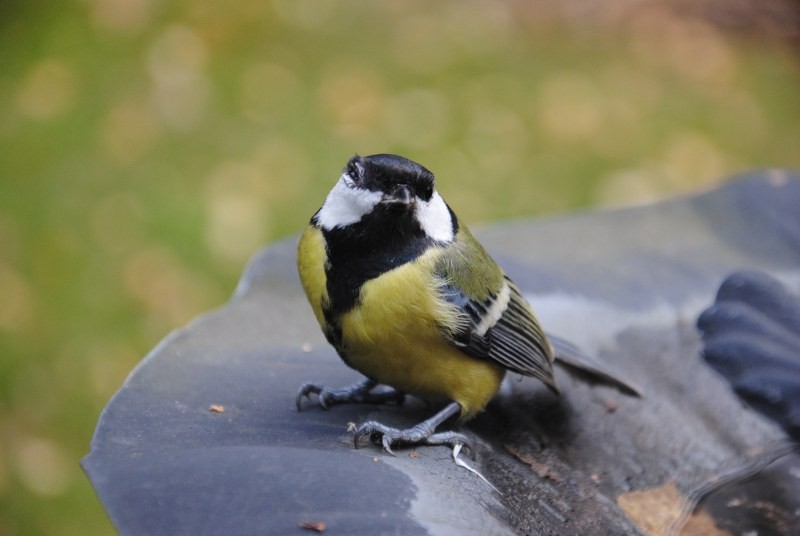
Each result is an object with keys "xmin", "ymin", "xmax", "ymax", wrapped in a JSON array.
[{"xmin": 83, "ymin": 170, "xmax": 800, "ymax": 535}]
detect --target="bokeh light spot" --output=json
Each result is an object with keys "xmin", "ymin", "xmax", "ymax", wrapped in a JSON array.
[
  {"xmin": 240, "ymin": 61, "xmax": 301, "ymax": 123},
  {"xmin": 14, "ymin": 437, "xmax": 71, "ymax": 497},
  {"xmin": 204, "ymin": 161, "xmax": 270, "ymax": 266},
  {"xmin": 317, "ymin": 65, "xmax": 386, "ymax": 141},
  {"xmin": 537, "ymin": 73, "xmax": 604, "ymax": 143},
  {"xmin": 123, "ymin": 246, "xmax": 220, "ymax": 328},
  {"xmin": 100, "ymin": 98, "xmax": 160, "ymax": 165},
  {"xmin": 16, "ymin": 59, "xmax": 78, "ymax": 121},
  {"xmin": 89, "ymin": 0, "xmax": 156, "ymax": 34},
  {"xmin": 87, "ymin": 341, "xmax": 140, "ymax": 398},
  {"xmin": 0, "ymin": 262, "xmax": 36, "ymax": 333},
  {"xmin": 271, "ymin": 0, "xmax": 337, "ymax": 30},
  {"xmin": 90, "ymin": 193, "xmax": 147, "ymax": 257},
  {"xmin": 464, "ymin": 102, "xmax": 529, "ymax": 176},
  {"xmin": 147, "ymin": 25, "xmax": 211, "ymax": 130},
  {"xmin": 383, "ymin": 89, "xmax": 450, "ymax": 149}
]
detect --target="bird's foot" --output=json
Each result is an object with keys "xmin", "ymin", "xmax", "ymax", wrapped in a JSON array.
[
  {"xmin": 351, "ymin": 401, "xmax": 473, "ymax": 457},
  {"xmin": 296, "ymin": 378, "xmax": 405, "ymax": 411},
  {"xmin": 353, "ymin": 420, "xmax": 474, "ymax": 457}
]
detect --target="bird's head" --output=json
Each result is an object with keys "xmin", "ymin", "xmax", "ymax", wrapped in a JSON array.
[{"xmin": 314, "ymin": 154, "xmax": 456, "ymax": 244}]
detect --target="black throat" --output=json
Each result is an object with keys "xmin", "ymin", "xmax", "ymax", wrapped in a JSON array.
[{"xmin": 320, "ymin": 204, "xmax": 435, "ymax": 319}]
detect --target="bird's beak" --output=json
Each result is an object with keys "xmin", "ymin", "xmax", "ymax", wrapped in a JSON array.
[{"xmin": 381, "ymin": 184, "xmax": 414, "ymax": 205}]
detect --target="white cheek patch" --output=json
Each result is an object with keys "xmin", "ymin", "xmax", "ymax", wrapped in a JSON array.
[
  {"xmin": 416, "ymin": 191, "xmax": 454, "ymax": 243},
  {"xmin": 316, "ymin": 175, "xmax": 383, "ymax": 230}
]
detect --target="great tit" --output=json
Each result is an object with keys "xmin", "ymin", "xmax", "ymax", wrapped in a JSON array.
[{"xmin": 295, "ymin": 153, "xmax": 562, "ymax": 454}]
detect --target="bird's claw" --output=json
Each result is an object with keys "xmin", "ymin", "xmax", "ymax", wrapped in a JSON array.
[
  {"xmin": 353, "ymin": 420, "xmax": 475, "ymax": 458},
  {"xmin": 295, "ymin": 382, "xmax": 330, "ymax": 411},
  {"xmin": 296, "ymin": 380, "xmax": 405, "ymax": 412}
]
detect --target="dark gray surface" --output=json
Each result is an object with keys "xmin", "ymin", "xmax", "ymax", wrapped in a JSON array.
[{"xmin": 83, "ymin": 169, "xmax": 800, "ymax": 535}]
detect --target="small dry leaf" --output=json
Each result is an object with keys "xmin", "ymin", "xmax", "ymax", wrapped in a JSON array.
[
  {"xmin": 408, "ymin": 452, "xmax": 420, "ymax": 458},
  {"xmin": 505, "ymin": 444, "xmax": 564, "ymax": 483},
  {"xmin": 209, "ymin": 404, "xmax": 225, "ymax": 413},
  {"xmin": 600, "ymin": 397, "xmax": 619, "ymax": 413},
  {"xmin": 617, "ymin": 481, "xmax": 728, "ymax": 536},
  {"xmin": 299, "ymin": 520, "xmax": 327, "ymax": 532}
]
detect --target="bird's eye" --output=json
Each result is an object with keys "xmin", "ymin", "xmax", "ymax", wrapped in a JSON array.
[
  {"xmin": 344, "ymin": 160, "xmax": 365, "ymax": 187},
  {"xmin": 421, "ymin": 184, "xmax": 433, "ymax": 201}
]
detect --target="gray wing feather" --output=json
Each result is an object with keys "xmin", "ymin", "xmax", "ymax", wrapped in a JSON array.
[{"xmin": 441, "ymin": 276, "xmax": 558, "ymax": 392}]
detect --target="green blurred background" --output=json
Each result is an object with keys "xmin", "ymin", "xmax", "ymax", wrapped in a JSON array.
[{"xmin": 1, "ymin": 0, "xmax": 799, "ymax": 534}]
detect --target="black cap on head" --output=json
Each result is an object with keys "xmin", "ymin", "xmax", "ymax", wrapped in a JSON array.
[{"xmin": 345, "ymin": 154, "xmax": 435, "ymax": 202}]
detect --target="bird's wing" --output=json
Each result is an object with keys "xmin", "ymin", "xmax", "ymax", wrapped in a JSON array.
[{"xmin": 438, "ymin": 273, "xmax": 558, "ymax": 393}]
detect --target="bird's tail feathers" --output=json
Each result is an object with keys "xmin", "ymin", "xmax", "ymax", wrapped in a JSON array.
[{"xmin": 548, "ymin": 334, "xmax": 643, "ymax": 397}]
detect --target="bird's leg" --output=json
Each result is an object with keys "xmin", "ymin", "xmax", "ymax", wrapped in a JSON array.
[
  {"xmin": 296, "ymin": 378, "xmax": 405, "ymax": 411},
  {"xmin": 354, "ymin": 401, "xmax": 474, "ymax": 457}
]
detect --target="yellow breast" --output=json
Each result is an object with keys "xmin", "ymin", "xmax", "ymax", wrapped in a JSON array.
[{"xmin": 338, "ymin": 248, "xmax": 505, "ymax": 419}]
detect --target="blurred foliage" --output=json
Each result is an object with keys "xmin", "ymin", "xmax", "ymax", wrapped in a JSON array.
[{"xmin": 0, "ymin": 0, "xmax": 799, "ymax": 534}]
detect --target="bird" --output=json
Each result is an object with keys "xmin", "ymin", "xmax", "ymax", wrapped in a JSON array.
[
  {"xmin": 295, "ymin": 154, "xmax": 643, "ymax": 454},
  {"xmin": 295, "ymin": 153, "xmax": 562, "ymax": 455}
]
